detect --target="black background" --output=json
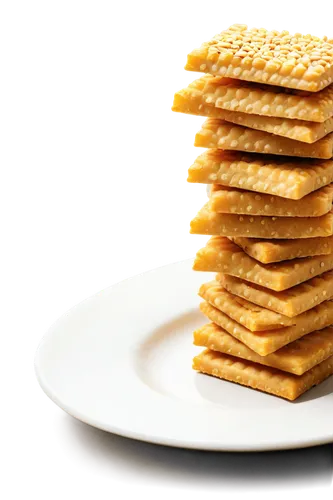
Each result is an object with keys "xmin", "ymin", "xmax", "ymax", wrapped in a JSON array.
[{"xmin": 25, "ymin": 15, "xmax": 328, "ymax": 488}]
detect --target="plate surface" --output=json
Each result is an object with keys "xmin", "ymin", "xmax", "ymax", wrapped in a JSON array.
[{"xmin": 35, "ymin": 260, "xmax": 333, "ymax": 451}]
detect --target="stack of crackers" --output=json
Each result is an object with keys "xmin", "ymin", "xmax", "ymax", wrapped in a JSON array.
[{"xmin": 172, "ymin": 24, "xmax": 333, "ymax": 401}]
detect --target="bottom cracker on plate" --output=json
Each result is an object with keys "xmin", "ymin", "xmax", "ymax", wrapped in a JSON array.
[
  {"xmin": 193, "ymin": 323, "xmax": 333, "ymax": 376},
  {"xmin": 193, "ymin": 349, "xmax": 333, "ymax": 401}
]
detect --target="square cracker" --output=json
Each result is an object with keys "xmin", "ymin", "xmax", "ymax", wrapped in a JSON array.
[
  {"xmin": 194, "ymin": 237, "xmax": 333, "ymax": 291},
  {"xmin": 210, "ymin": 185, "xmax": 333, "ymax": 217},
  {"xmin": 192, "ymin": 349, "xmax": 333, "ymax": 401},
  {"xmin": 231, "ymin": 236, "xmax": 333, "ymax": 263},
  {"xmin": 185, "ymin": 24, "xmax": 333, "ymax": 92},
  {"xmin": 219, "ymin": 111, "xmax": 333, "ymax": 144},
  {"xmin": 173, "ymin": 77, "xmax": 333, "ymax": 143},
  {"xmin": 195, "ymin": 119, "xmax": 333, "ymax": 159},
  {"xmin": 173, "ymin": 75, "xmax": 333, "ymax": 123},
  {"xmin": 188, "ymin": 150, "xmax": 333, "ymax": 200},
  {"xmin": 193, "ymin": 322, "xmax": 333, "ymax": 375},
  {"xmin": 220, "ymin": 272, "xmax": 333, "ymax": 318},
  {"xmin": 199, "ymin": 300, "xmax": 333, "ymax": 356},
  {"xmin": 199, "ymin": 280, "xmax": 293, "ymax": 331},
  {"xmin": 190, "ymin": 203, "xmax": 333, "ymax": 239}
]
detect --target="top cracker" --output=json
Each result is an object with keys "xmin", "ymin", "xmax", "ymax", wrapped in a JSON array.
[{"xmin": 185, "ymin": 24, "xmax": 333, "ymax": 91}]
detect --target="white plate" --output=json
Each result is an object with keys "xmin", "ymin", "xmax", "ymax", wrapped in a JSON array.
[{"xmin": 35, "ymin": 260, "xmax": 333, "ymax": 451}]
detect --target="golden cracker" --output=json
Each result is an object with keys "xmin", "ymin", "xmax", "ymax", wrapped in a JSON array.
[
  {"xmin": 190, "ymin": 203, "xmax": 333, "ymax": 239},
  {"xmin": 188, "ymin": 150, "xmax": 333, "ymax": 199},
  {"xmin": 210, "ymin": 185, "xmax": 333, "ymax": 217},
  {"xmin": 220, "ymin": 111, "xmax": 333, "ymax": 144},
  {"xmin": 194, "ymin": 322, "xmax": 333, "ymax": 375},
  {"xmin": 195, "ymin": 119, "xmax": 333, "ymax": 159},
  {"xmin": 200, "ymin": 300, "xmax": 333, "ymax": 356},
  {"xmin": 175, "ymin": 74, "xmax": 333, "ymax": 122},
  {"xmin": 199, "ymin": 280, "xmax": 293, "ymax": 331},
  {"xmin": 193, "ymin": 349, "xmax": 333, "ymax": 401},
  {"xmin": 231, "ymin": 236, "xmax": 333, "ymax": 263},
  {"xmin": 194, "ymin": 237, "xmax": 333, "ymax": 291},
  {"xmin": 185, "ymin": 24, "xmax": 333, "ymax": 92},
  {"xmin": 173, "ymin": 77, "xmax": 333, "ymax": 143},
  {"xmin": 220, "ymin": 272, "xmax": 333, "ymax": 317}
]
